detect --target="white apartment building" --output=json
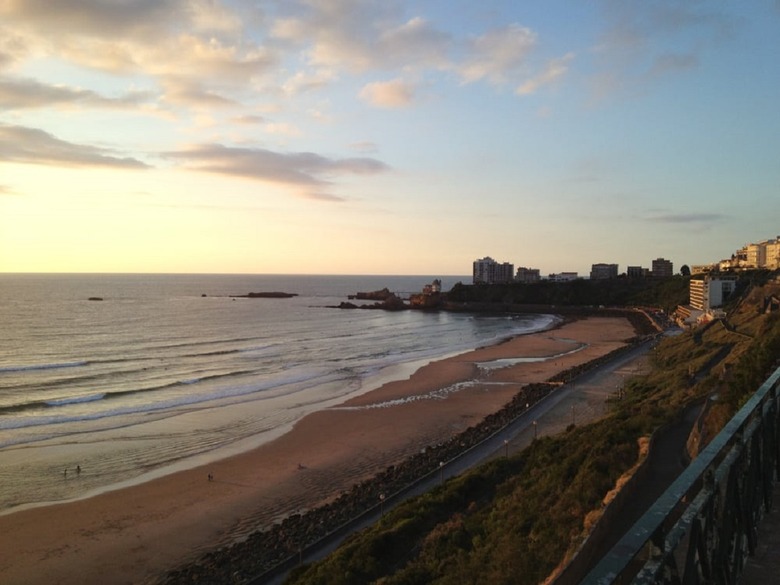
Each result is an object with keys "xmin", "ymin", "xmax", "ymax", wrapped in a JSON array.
[
  {"xmin": 516, "ymin": 267, "xmax": 541, "ymax": 283},
  {"xmin": 689, "ymin": 275, "xmax": 738, "ymax": 311},
  {"xmin": 725, "ymin": 237, "xmax": 780, "ymax": 270},
  {"xmin": 472, "ymin": 257, "xmax": 515, "ymax": 284},
  {"xmin": 746, "ymin": 243, "xmax": 766, "ymax": 269}
]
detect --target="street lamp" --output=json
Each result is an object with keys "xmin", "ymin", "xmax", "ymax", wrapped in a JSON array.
[
  {"xmin": 504, "ymin": 439, "xmax": 509, "ymax": 458},
  {"xmin": 533, "ymin": 420, "xmax": 537, "ymax": 439},
  {"xmin": 379, "ymin": 493, "xmax": 385, "ymax": 516},
  {"xmin": 439, "ymin": 461, "xmax": 444, "ymax": 484}
]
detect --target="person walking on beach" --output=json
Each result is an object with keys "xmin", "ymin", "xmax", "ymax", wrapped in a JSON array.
[{"xmin": 76, "ymin": 465, "xmax": 81, "ymax": 476}]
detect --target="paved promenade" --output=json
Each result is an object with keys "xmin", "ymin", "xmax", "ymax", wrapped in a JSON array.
[{"xmin": 740, "ymin": 482, "xmax": 780, "ymax": 583}]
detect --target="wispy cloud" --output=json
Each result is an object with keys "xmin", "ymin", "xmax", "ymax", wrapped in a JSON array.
[
  {"xmin": 0, "ymin": 124, "xmax": 149, "ymax": 168},
  {"xmin": 645, "ymin": 212, "xmax": 726, "ymax": 224},
  {"xmin": 349, "ymin": 141, "xmax": 379, "ymax": 154},
  {"xmin": 457, "ymin": 24, "xmax": 536, "ymax": 85},
  {"xmin": 0, "ymin": 76, "xmax": 154, "ymax": 110},
  {"xmin": 590, "ymin": 1, "xmax": 740, "ymax": 100},
  {"xmin": 516, "ymin": 52, "xmax": 575, "ymax": 95},
  {"xmin": 166, "ymin": 143, "xmax": 390, "ymax": 201},
  {"xmin": 359, "ymin": 78, "xmax": 415, "ymax": 108},
  {"xmin": 272, "ymin": 4, "xmax": 451, "ymax": 74},
  {"xmin": 230, "ymin": 114, "xmax": 266, "ymax": 126}
]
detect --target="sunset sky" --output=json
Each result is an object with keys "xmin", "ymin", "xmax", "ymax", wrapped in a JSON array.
[{"xmin": 1, "ymin": 1, "xmax": 778, "ymax": 276}]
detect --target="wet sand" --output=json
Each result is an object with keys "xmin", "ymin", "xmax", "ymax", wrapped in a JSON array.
[{"xmin": 0, "ymin": 316, "xmax": 637, "ymax": 585}]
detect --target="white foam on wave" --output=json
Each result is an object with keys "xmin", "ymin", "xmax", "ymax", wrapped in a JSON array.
[
  {"xmin": 476, "ymin": 342, "xmax": 586, "ymax": 372},
  {"xmin": 334, "ymin": 380, "xmax": 478, "ymax": 411},
  {"xmin": 0, "ymin": 361, "xmax": 88, "ymax": 374},
  {"xmin": 0, "ymin": 364, "xmax": 346, "ymax": 433},
  {"xmin": 45, "ymin": 393, "xmax": 106, "ymax": 406}
]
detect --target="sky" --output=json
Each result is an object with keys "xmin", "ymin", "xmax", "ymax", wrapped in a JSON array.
[{"xmin": 1, "ymin": 1, "xmax": 779, "ymax": 276}]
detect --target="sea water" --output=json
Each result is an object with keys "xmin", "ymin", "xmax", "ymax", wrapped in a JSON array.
[{"xmin": 0, "ymin": 274, "xmax": 555, "ymax": 512}]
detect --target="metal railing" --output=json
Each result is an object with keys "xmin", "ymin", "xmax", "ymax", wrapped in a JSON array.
[{"xmin": 582, "ymin": 364, "xmax": 780, "ymax": 584}]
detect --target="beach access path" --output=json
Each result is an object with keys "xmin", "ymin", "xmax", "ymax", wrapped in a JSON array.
[{"xmin": 0, "ymin": 316, "xmax": 639, "ymax": 585}]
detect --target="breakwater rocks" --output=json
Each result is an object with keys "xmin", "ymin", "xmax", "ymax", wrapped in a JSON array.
[{"xmin": 162, "ymin": 338, "xmax": 650, "ymax": 585}]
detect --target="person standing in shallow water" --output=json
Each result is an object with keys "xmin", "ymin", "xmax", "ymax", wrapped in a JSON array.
[{"xmin": 76, "ymin": 465, "xmax": 81, "ymax": 475}]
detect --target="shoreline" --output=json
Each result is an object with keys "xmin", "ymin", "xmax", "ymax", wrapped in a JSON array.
[
  {"xmin": 0, "ymin": 315, "xmax": 561, "ymax": 519},
  {"xmin": 0, "ymin": 315, "xmax": 639, "ymax": 585}
]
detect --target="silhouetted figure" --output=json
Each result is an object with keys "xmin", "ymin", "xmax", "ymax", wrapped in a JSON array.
[{"xmin": 76, "ymin": 465, "xmax": 81, "ymax": 475}]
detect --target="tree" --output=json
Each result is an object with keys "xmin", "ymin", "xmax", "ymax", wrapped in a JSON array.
[{"xmin": 680, "ymin": 265, "xmax": 691, "ymax": 276}]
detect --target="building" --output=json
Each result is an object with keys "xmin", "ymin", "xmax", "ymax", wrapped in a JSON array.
[
  {"xmin": 746, "ymin": 243, "xmax": 766, "ymax": 269},
  {"xmin": 689, "ymin": 275, "xmax": 738, "ymax": 311},
  {"xmin": 627, "ymin": 266, "xmax": 649, "ymax": 278},
  {"xmin": 548, "ymin": 272, "xmax": 579, "ymax": 282},
  {"xmin": 745, "ymin": 237, "xmax": 780, "ymax": 270},
  {"xmin": 515, "ymin": 267, "xmax": 541, "ymax": 283},
  {"xmin": 421, "ymin": 279, "xmax": 441, "ymax": 295},
  {"xmin": 767, "ymin": 238, "xmax": 780, "ymax": 270},
  {"xmin": 410, "ymin": 279, "xmax": 443, "ymax": 308},
  {"xmin": 472, "ymin": 257, "xmax": 514, "ymax": 284},
  {"xmin": 691, "ymin": 264, "xmax": 717, "ymax": 275},
  {"xmin": 719, "ymin": 237, "xmax": 780, "ymax": 271},
  {"xmin": 652, "ymin": 258, "xmax": 674, "ymax": 278},
  {"xmin": 590, "ymin": 263, "xmax": 618, "ymax": 280}
]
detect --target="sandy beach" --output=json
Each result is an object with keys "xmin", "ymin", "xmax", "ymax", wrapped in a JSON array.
[{"xmin": 0, "ymin": 316, "xmax": 638, "ymax": 585}]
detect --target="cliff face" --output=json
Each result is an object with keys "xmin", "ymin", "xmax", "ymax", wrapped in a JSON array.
[
  {"xmin": 408, "ymin": 292, "xmax": 442, "ymax": 309},
  {"xmin": 348, "ymin": 288, "xmax": 393, "ymax": 301}
]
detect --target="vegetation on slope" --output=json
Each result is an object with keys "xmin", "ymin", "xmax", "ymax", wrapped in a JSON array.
[
  {"xmin": 286, "ymin": 275, "xmax": 780, "ymax": 585},
  {"xmin": 445, "ymin": 276, "xmax": 690, "ymax": 314}
]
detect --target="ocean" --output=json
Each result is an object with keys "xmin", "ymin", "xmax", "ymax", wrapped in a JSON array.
[{"xmin": 0, "ymin": 274, "xmax": 555, "ymax": 513}]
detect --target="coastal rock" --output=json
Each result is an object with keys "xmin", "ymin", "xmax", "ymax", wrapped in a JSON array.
[
  {"xmin": 348, "ymin": 288, "xmax": 393, "ymax": 301},
  {"xmin": 87, "ymin": 297, "xmax": 104, "ymax": 301},
  {"xmin": 231, "ymin": 292, "xmax": 298, "ymax": 299}
]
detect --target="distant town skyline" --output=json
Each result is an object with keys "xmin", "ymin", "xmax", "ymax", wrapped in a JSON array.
[{"xmin": 1, "ymin": 2, "xmax": 778, "ymax": 276}]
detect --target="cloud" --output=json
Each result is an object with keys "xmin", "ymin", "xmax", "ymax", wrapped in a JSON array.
[
  {"xmin": 591, "ymin": 1, "xmax": 740, "ymax": 99},
  {"xmin": 349, "ymin": 141, "xmax": 379, "ymax": 154},
  {"xmin": 648, "ymin": 52, "xmax": 698, "ymax": 78},
  {"xmin": 0, "ymin": 0, "xmax": 241, "ymax": 40},
  {"xmin": 0, "ymin": 184, "xmax": 18, "ymax": 195},
  {"xmin": 0, "ymin": 1, "xmax": 276, "ymax": 88},
  {"xmin": 166, "ymin": 143, "xmax": 390, "ymax": 201},
  {"xmin": 359, "ymin": 79, "xmax": 415, "ymax": 108},
  {"xmin": 646, "ymin": 213, "xmax": 726, "ymax": 224},
  {"xmin": 458, "ymin": 24, "xmax": 537, "ymax": 85},
  {"xmin": 160, "ymin": 78, "xmax": 237, "ymax": 109},
  {"xmin": 0, "ymin": 76, "xmax": 154, "ymax": 110},
  {"xmin": 516, "ymin": 52, "xmax": 575, "ymax": 95},
  {"xmin": 0, "ymin": 31, "xmax": 29, "ymax": 69},
  {"xmin": 0, "ymin": 124, "xmax": 149, "ymax": 168},
  {"xmin": 272, "ymin": 3, "xmax": 451, "ymax": 73},
  {"xmin": 231, "ymin": 115, "xmax": 266, "ymax": 126},
  {"xmin": 282, "ymin": 69, "xmax": 338, "ymax": 95}
]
